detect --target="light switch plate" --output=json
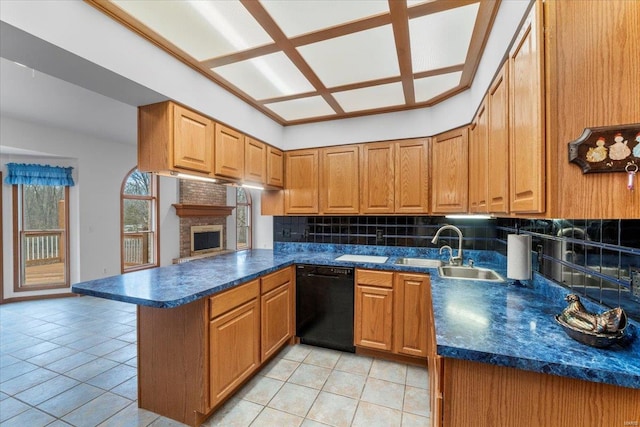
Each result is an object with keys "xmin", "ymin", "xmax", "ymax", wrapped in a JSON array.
[{"xmin": 630, "ymin": 267, "xmax": 640, "ymax": 298}]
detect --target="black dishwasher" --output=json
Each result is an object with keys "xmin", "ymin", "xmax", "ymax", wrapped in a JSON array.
[{"xmin": 296, "ymin": 265, "xmax": 355, "ymax": 353}]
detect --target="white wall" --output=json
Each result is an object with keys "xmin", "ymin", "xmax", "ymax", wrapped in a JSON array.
[
  {"xmin": 1, "ymin": 115, "xmax": 180, "ymax": 299},
  {"xmin": 0, "ymin": 0, "xmax": 284, "ymax": 148}
]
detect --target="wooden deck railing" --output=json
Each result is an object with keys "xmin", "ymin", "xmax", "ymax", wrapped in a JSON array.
[
  {"xmin": 124, "ymin": 232, "xmax": 152, "ymax": 267},
  {"xmin": 22, "ymin": 230, "xmax": 63, "ymax": 266}
]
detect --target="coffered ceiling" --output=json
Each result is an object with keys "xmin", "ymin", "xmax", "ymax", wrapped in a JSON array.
[{"xmin": 86, "ymin": 0, "xmax": 500, "ymax": 125}]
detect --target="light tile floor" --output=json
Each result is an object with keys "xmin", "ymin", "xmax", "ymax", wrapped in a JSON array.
[{"xmin": 0, "ymin": 296, "xmax": 430, "ymax": 427}]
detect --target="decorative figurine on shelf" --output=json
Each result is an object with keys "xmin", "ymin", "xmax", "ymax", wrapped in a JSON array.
[
  {"xmin": 586, "ymin": 137, "xmax": 608, "ymax": 162},
  {"xmin": 555, "ymin": 294, "xmax": 628, "ymax": 348},
  {"xmin": 609, "ymin": 132, "xmax": 632, "ymax": 160},
  {"xmin": 633, "ymin": 132, "xmax": 640, "ymax": 158}
]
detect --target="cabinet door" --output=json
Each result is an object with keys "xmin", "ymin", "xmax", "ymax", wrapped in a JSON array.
[
  {"xmin": 172, "ymin": 104, "xmax": 214, "ymax": 174},
  {"xmin": 395, "ymin": 139, "xmax": 429, "ymax": 213},
  {"xmin": 355, "ymin": 285, "xmax": 393, "ymax": 351},
  {"xmin": 361, "ymin": 142, "xmax": 394, "ymax": 214},
  {"xmin": 266, "ymin": 146, "xmax": 284, "ymax": 188},
  {"xmin": 469, "ymin": 103, "xmax": 488, "ymax": 213},
  {"xmin": 209, "ymin": 298, "xmax": 260, "ymax": 407},
  {"xmin": 285, "ymin": 149, "xmax": 319, "ymax": 214},
  {"xmin": 214, "ymin": 124, "xmax": 245, "ymax": 179},
  {"xmin": 509, "ymin": 2, "xmax": 545, "ymax": 213},
  {"xmin": 394, "ymin": 273, "xmax": 429, "ymax": 357},
  {"xmin": 245, "ymin": 137, "xmax": 266, "ymax": 185},
  {"xmin": 320, "ymin": 146, "xmax": 359, "ymax": 214},
  {"xmin": 487, "ymin": 63, "xmax": 510, "ymax": 214},
  {"xmin": 431, "ymin": 127, "xmax": 469, "ymax": 213},
  {"xmin": 261, "ymin": 282, "xmax": 293, "ymax": 361}
]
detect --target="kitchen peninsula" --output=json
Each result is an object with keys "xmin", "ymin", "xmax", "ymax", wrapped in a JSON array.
[{"xmin": 72, "ymin": 246, "xmax": 640, "ymax": 427}]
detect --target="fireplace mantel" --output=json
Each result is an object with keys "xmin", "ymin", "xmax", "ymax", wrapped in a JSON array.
[{"xmin": 172, "ymin": 204, "xmax": 234, "ymax": 217}]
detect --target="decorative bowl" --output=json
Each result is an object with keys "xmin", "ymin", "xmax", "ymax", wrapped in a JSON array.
[{"xmin": 555, "ymin": 312, "xmax": 627, "ymax": 348}]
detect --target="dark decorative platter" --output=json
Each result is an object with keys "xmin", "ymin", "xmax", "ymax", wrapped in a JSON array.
[
  {"xmin": 555, "ymin": 314, "xmax": 627, "ymax": 348},
  {"xmin": 568, "ymin": 124, "xmax": 640, "ymax": 174}
]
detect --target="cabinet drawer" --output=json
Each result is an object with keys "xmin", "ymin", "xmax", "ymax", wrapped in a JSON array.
[
  {"xmin": 356, "ymin": 269, "xmax": 394, "ymax": 288},
  {"xmin": 209, "ymin": 279, "xmax": 259, "ymax": 319},
  {"xmin": 261, "ymin": 267, "xmax": 292, "ymax": 294}
]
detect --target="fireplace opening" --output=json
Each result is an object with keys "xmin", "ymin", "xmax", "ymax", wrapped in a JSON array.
[{"xmin": 191, "ymin": 225, "xmax": 223, "ymax": 255}]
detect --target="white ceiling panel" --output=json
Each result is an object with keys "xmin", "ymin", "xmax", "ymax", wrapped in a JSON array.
[
  {"xmin": 260, "ymin": 0, "xmax": 389, "ymax": 37},
  {"xmin": 414, "ymin": 71, "xmax": 462, "ymax": 103},
  {"xmin": 212, "ymin": 52, "xmax": 315, "ymax": 100},
  {"xmin": 264, "ymin": 96, "xmax": 336, "ymax": 121},
  {"xmin": 333, "ymin": 82, "xmax": 405, "ymax": 112},
  {"xmin": 93, "ymin": 0, "xmax": 497, "ymax": 125},
  {"xmin": 297, "ymin": 25, "xmax": 399, "ymax": 88},
  {"xmin": 112, "ymin": 0, "xmax": 273, "ymax": 61},
  {"xmin": 409, "ymin": 3, "xmax": 479, "ymax": 72}
]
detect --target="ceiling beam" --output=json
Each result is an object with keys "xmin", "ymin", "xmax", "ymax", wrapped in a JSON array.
[
  {"xmin": 460, "ymin": 0, "xmax": 502, "ymax": 87},
  {"xmin": 239, "ymin": 0, "xmax": 344, "ymax": 115},
  {"xmin": 389, "ymin": 0, "xmax": 415, "ymax": 105}
]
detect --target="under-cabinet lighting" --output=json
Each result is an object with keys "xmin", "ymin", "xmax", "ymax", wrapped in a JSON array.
[
  {"xmin": 241, "ymin": 183, "xmax": 264, "ymax": 191},
  {"xmin": 445, "ymin": 214, "xmax": 492, "ymax": 220},
  {"xmin": 169, "ymin": 171, "xmax": 218, "ymax": 183}
]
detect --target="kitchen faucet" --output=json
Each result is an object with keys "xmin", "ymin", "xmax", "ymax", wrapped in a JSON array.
[{"xmin": 432, "ymin": 225, "xmax": 464, "ymax": 266}]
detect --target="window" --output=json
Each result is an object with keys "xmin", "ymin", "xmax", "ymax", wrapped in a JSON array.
[
  {"xmin": 12, "ymin": 184, "xmax": 70, "ymax": 291},
  {"xmin": 236, "ymin": 187, "xmax": 251, "ymax": 250},
  {"xmin": 121, "ymin": 168, "xmax": 159, "ymax": 272},
  {"xmin": 6, "ymin": 163, "xmax": 74, "ymax": 292}
]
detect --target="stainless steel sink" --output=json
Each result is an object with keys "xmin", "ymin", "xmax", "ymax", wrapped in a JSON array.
[
  {"xmin": 394, "ymin": 258, "xmax": 442, "ymax": 268},
  {"xmin": 438, "ymin": 265, "xmax": 504, "ymax": 282}
]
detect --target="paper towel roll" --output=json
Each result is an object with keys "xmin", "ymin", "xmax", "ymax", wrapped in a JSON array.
[{"xmin": 507, "ymin": 234, "xmax": 532, "ymax": 280}]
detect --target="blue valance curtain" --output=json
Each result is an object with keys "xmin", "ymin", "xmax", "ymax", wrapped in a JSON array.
[{"xmin": 4, "ymin": 163, "xmax": 75, "ymax": 186}]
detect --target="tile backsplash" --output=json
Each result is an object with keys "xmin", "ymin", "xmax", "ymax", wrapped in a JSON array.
[{"xmin": 273, "ymin": 216, "xmax": 640, "ymax": 320}]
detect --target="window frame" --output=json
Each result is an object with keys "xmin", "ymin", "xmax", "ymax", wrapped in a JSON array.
[
  {"xmin": 12, "ymin": 184, "xmax": 70, "ymax": 292},
  {"xmin": 120, "ymin": 167, "xmax": 159, "ymax": 273},
  {"xmin": 236, "ymin": 187, "xmax": 252, "ymax": 251}
]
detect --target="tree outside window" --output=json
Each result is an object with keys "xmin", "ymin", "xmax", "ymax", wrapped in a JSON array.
[
  {"xmin": 13, "ymin": 184, "xmax": 69, "ymax": 290},
  {"xmin": 236, "ymin": 187, "xmax": 251, "ymax": 250},
  {"xmin": 121, "ymin": 168, "xmax": 158, "ymax": 272}
]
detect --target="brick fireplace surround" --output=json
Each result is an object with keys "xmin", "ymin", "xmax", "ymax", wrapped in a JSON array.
[{"xmin": 178, "ymin": 180, "xmax": 228, "ymax": 259}]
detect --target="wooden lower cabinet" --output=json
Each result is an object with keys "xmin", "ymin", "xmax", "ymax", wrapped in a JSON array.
[
  {"xmin": 260, "ymin": 267, "xmax": 294, "ymax": 361},
  {"xmin": 355, "ymin": 269, "xmax": 430, "ymax": 358},
  {"xmin": 355, "ymin": 284, "xmax": 394, "ymax": 351},
  {"xmin": 394, "ymin": 273, "xmax": 429, "ymax": 357},
  {"xmin": 442, "ymin": 358, "xmax": 640, "ymax": 427},
  {"xmin": 209, "ymin": 296, "xmax": 260, "ymax": 407},
  {"xmin": 136, "ymin": 268, "xmax": 294, "ymax": 427}
]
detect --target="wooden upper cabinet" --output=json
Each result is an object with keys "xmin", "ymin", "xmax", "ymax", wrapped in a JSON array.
[
  {"xmin": 487, "ymin": 63, "xmax": 510, "ymax": 214},
  {"xmin": 266, "ymin": 146, "xmax": 284, "ymax": 188},
  {"xmin": 544, "ymin": 0, "xmax": 639, "ymax": 219},
  {"xmin": 509, "ymin": 2, "xmax": 545, "ymax": 213},
  {"xmin": 214, "ymin": 124, "xmax": 245, "ymax": 180},
  {"xmin": 285, "ymin": 149, "xmax": 319, "ymax": 214},
  {"xmin": 469, "ymin": 103, "xmax": 488, "ymax": 213},
  {"xmin": 395, "ymin": 139, "xmax": 429, "ymax": 214},
  {"xmin": 173, "ymin": 105, "xmax": 215, "ymax": 174},
  {"xmin": 138, "ymin": 101, "xmax": 214, "ymax": 176},
  {"xmin": 361, "ymin": 142, "xmax": 395, "ymax": 214},
  {"xmin": 431, "ymin": 127, "xmax": 469, "ymax": 214},
  {"xmin": 320, "ymin": 145, "xmax": 360, "ymax": 214},
  {"xmin": 244, "ymin": 137, "xmax": 267, "ymax": 185}
]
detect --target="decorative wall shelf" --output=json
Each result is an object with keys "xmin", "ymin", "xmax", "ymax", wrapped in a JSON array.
[{"xmin": 172, "ymin": 204, "xmax": 234, "ymax": 217}]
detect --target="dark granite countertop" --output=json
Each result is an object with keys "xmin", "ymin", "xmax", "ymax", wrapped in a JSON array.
[{"xmin": 72, "ymin": 245, "xmax": 640, "ymax": 390}]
